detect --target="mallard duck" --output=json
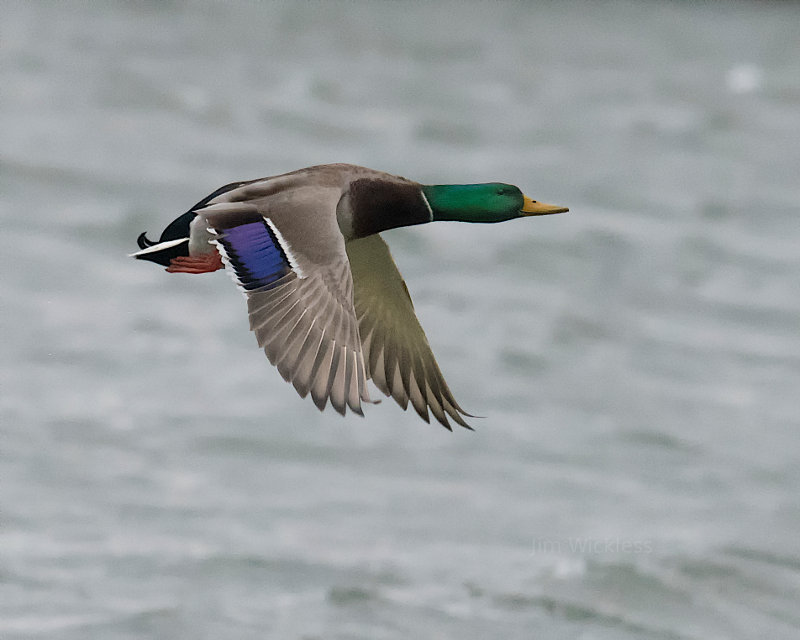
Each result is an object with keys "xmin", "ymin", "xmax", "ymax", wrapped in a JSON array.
[{"xmin": 132, "ymin": 164, "xmax": 567, "ymax": 430}]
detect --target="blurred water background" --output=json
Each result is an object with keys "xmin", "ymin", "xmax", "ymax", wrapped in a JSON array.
[{"xmin": 2, "ymin": 1, "xmax": 800, "ymax": 638}]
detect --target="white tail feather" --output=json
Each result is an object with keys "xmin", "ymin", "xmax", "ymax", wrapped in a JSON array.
[{"xmin": 129, "ymin": 237, "xmax": 189, "ymax": 258}]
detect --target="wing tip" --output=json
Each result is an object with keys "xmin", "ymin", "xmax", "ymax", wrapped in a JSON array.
[
  {"xmin": 435, "ymin": 411, "xmax": 476, "ymax": 432},
  {"xmin": 350, "ymin": 405, "xmax": 365, "ymax": 418}
]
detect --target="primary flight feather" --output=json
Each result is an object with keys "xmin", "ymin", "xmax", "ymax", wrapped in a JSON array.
[{"xmin": 132, "ymin": 164, "xmax": 568, "ymax": 430}]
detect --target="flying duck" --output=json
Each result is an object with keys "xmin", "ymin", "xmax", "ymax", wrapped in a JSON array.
[{"xmin": 132, "ymin": 164, "xmax": 567, "ymax": 430}]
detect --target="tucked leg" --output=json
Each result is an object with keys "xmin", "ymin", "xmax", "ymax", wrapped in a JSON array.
[{"xmin": 167, "ymin": 251, "xmax": 224, "ymax": 274}]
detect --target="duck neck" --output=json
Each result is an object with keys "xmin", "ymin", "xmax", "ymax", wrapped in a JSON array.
[{"xmin": 342, "ymin": 179, "xmax": 434, "ymax": 238}]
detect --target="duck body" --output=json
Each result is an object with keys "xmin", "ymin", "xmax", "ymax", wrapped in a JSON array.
[{"xmin": 133, "ymin": 164, "xmax": 567, "ymax": 430}]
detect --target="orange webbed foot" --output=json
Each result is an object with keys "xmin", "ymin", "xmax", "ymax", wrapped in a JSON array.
[{"xmin": 166, "ymin": 251, "xmax": 224, "ymax": 274}]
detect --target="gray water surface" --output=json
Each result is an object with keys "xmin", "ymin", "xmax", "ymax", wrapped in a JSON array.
[{"xmin": 2, "ymin": 2, "xmax": 800, "ymax": 639}]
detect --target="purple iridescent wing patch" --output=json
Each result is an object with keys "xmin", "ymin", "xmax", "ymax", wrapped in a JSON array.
[{"xmin": 215, "ymin": 219, "xmax": 292, "ymax": 291}]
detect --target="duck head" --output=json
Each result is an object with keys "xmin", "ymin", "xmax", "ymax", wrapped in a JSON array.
[{"xmin": 421, "ymin": 183, "xmax": 568, "ymax": 223}]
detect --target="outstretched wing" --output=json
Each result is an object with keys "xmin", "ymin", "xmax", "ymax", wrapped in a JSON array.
[
  {"xmin": 197, "ymin": 179, "xmax": 372, "ymax": 417},
  {"xmin": 345, "ymin": 234, "xmax": 474, "ymax": 430}
]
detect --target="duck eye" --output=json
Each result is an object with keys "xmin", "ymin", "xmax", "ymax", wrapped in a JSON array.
[{"xmin": 496, "ymin": 188, "xmax": 507, "ymax": 195}]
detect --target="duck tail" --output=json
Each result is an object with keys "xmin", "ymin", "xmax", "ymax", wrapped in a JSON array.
[
  {"xmin": 131, "ymin": 210, "xmax": 196, "ymax": 266},
  {"xmin": 132, "ymin": 180, "xmax": 250, "ymax": 267},
  {"xmin": 129, "ymin": 236, "xmax": 190, "ymax": 266},
  {"xmin": 137, "ymin": 231, "xmax": 157, "ymax": 249}
]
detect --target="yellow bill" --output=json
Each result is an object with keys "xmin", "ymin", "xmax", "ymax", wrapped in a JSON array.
[{"xmin": 521, "ymin": 195, "xmax": 569, "ymax": 216}]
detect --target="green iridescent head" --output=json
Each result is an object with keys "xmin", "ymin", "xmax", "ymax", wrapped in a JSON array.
[{"xmin": 421, "ymin": 183, "xmax": 568, "ymax": 223}]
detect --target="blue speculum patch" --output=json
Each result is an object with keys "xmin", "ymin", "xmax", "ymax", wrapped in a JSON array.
[{"xmin": 217, "ymin": 220, "xmax": 291, "ymax": 290}]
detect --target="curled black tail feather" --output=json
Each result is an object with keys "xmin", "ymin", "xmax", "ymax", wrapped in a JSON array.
[{"xmin": 137, "ymin": 232, "xmax": 157, "ymax": 249}]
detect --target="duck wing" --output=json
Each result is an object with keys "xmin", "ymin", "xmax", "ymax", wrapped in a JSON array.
[
  {"xmin": 346, "ymin": 234, "xmax": 473, "ymax": 430},
  {"xmin": 197, "ymin": 177, "xmax": 372, "ymax": 417}
]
